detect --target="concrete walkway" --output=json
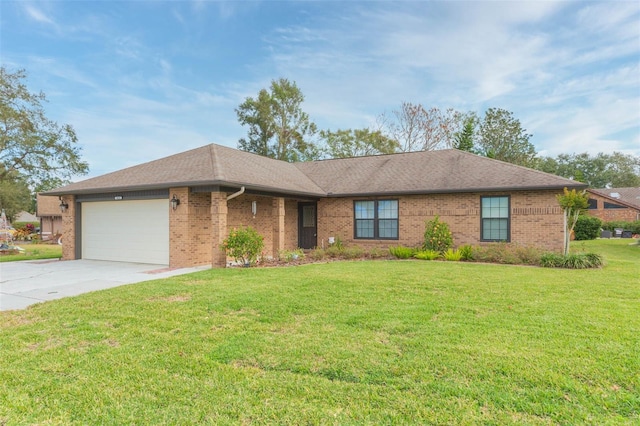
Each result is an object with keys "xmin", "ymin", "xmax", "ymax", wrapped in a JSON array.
[{"xmin": 0, "ymin": 259, "xmax": 210, "ymax": 311}]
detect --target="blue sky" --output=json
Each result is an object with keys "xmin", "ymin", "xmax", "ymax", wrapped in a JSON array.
[{"xmin": 2, "ymin": 0, "xmax": 639, "ymax": 180}]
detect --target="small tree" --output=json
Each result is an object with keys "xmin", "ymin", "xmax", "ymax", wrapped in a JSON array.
[
  {"xmin": 423, "ymin": 215, "xmax": 453, "ymax": 253},
  {"xmin": 223, "ymin": 226, "xmax": 264, "ymax": 266},
  {"xmin": 556, "ymin": 188, "xmax": 589, "ymax": 255}
]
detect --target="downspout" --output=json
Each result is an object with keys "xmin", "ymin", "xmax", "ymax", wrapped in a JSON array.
[{"xmin": 226, "ymin": 186, "xmax": 245, "ymax": 201}]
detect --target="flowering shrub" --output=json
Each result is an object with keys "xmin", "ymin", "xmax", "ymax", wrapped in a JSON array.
[
  {"xmin": 223, "ymin": 226, "xmax": 264, "ymax": 266},
  {"xmin": 423, "ymin": 216, "xmax": 453, "ymax": 253}
]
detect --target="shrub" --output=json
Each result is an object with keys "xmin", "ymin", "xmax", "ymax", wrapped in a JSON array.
[
  {"xmin": 458, "ymin": 245, "xmax": 474, "ymax": 261},
  {"xmin": 310, "ymin": 248, "xmax": 326, "ymax": 261},
  {"xmin": 279, "ymin": 248, "xmax": 305, "ymax": 262},
  {"xmin": 540, "ymin": 252, "xmax": 604, "ymax": 269},
  {"xmin": 423, "ymin": 216, "xmax": 453, "ymax": 253},
  {"xmin": 223, "ymin": 226, "xmax": 264, "ymax": 266},
  {"xmin": 389, "ymin": 245, "xmax": 416, "ymax": 259},
  {"xmin": 540, "ymin": 252, "xmax": 565, "ymax": 268},
  {"xmin": 574, "ymin": 216, "xmax": 602, "ymax": 240},
  {"xmin": 442, "ymin": 248, "xmax": 462, "ymax": 261},
  {"xmin": 602, "ymin": 220, "xmax": 640, "ymax": 235},
  {"xmin": 325, "ymin": 245, "xmax": 345, "ymax": 258},
  {"xmin": 367, "ymin": 247, "xmax": 389, "ymax": 259},
  {"xmin": 343, "ymin": 246, "xmax": 365, "ymax": 259},
  {"xmin": 474, "ymin": 243, "xmax": 545, "ymax": 265},
  {"xmin": 414, "ymin": 249, "xmax": 440, "ymax": 260}
]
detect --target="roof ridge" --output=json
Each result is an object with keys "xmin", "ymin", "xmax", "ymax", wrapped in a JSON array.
[
  {"xmin": 454, "ymin": 149, "xmax": 581, "ymax": 185},
  {"xmin": 209, "ymin": 144, "xmax": 225, "ymax": 181}
]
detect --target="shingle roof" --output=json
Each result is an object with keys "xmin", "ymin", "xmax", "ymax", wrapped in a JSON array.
[
  {"xmin": 45, "ymin": 144, "xmax": 326, "ymax": 197},
  {"xmin": 46, "ymin": 143, "xmax": 585, "ymax": 197},
  {"xmin": 295, "ymin": 149, "xmax": 584, "ymax": 196},
  {"xmin": 588, "ymin": 187, "xmax": 640, "ymax": 210}
]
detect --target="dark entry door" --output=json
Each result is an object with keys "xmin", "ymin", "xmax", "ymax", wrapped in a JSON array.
[{"xmin": 298, "ymin": 202, "xmax": 317, "ymax": 249}]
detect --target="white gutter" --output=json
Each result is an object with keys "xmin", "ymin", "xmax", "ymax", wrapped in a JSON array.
[{"xmin": 226, "ymin": 186, "xmax": 245, "ymax": 201}]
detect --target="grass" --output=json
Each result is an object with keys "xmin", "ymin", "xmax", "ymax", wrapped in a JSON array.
[
  {"xmin": 0, "ymin": 243, "xmax": 62, "ymax": 262},
  {"xmin": 1, "ymin": 239, "xmax": 638, "ymax": 424}
]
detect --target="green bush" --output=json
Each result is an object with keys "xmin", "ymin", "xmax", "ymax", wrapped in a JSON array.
[
  {"xmin": 540, "ymin": 252, "xmax": 604, "ymax": 269},
  {"xmin": 223, "ymin": 226, "xmax": 264, "ymax": 266},
  {"xmin": 442, "ymin": 248, "xmax": 462, "ymax": 261},
  {"xmin": 389, "ymin": 245, "xmax": 416, "ymax": 259},
  {"xmin": 343, "ymin": 246, "xmax": 365, "ymax": 259},
  {"xmin": 414, "ymin": 249, "xmax": 440, "ymax": 260},
  {"xmin": 474, "ymin": 243, "xmax": 544, "ymax": 265},
  {"xmin": 309, "ymin": 248, "xmax": 326, "ymax": 261},
  {"xmin": 423, "ymin": 216, "xmax": 453, "ymax": 253},
  {"xmin": 540, "ymin": 253, "xmax": 565, "ymax": 268},
  {"xmin": 325, "ymin": 245, "xmax": 345, "ymax": 258},
  {"xmin": 367, "ymin": 247, "xmax": 389, "ymax": 259},
  {"xmin": 458, "ymin": 245, "xmax": 474, "ymax": 261},
  {"xmin": 279, "ymin": 248, "xmax": 305, "ymax": 262},
  {"xmin": 574, "ymin": 216, "xmax": 602, "ymax": 240},
  {"xmin": 602, "ymin": 220, "xmax": 640, "ymax": 235}
]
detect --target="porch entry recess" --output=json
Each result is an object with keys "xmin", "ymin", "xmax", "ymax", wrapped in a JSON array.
[{"xmin": 298, "ymin": 202, "xmax": 317, "ymax": 249}]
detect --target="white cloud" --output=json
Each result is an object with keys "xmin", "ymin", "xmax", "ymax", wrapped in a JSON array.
[{"xmin": 24, "ymin": 4, "xmax": 55, "ymax": 26}]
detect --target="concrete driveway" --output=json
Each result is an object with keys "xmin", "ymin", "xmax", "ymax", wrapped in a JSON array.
[{"xmin": 0, "ymin": 259, "xmax": 210, "ymax": 311}]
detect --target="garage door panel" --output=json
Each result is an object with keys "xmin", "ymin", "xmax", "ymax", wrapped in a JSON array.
[{"xmin": 82, "ymin": 200, "xmax": 169, "ymax": 265}]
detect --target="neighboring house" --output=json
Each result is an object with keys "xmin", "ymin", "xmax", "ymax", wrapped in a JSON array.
[
  {"xmin": 14, "ymin": 211, "xmax": 38, "ymax": 223},
  {"xmin": 586, "ymin": 187, "xmax": 640, "ymax": 222},
  {"xmin": 36, "ymin": 194, "xmax": 64, "ymax": 240},
  {"xmin": 44, "ymin": 144, "xmax": 586, "ymax": 268}
]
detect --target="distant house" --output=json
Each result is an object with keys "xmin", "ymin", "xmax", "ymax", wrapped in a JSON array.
[
  {"xmin": 44, "ymin": 144, "xmax": 585, "ymax": 268},
  {"xmin": 14, "ymin": 211, "xmax": 38, "ymax": 223},
  {"xmin": 36, "ymin": 194, "xmax": 63, "ymax": 240},
  {"xmin": 586, "ymin": 187, "xmax": 640, "ymax": 222}
]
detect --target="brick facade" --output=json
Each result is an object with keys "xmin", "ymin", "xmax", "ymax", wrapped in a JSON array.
[
  {"xmin": 60, "ymin": 195, "xmax": 76, "ymax": 260},
  {"xmin": 586, "ymin": 193, "xmax": 640, "ymax": 222},
  {"xmin": 60, "ymin": 189, "xmax": 567, "ymax": 268},
  {"xmin": 317, "ymin": 190, "xmax": 565, "ymax": 252}
]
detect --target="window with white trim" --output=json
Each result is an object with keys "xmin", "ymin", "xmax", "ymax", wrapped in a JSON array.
[
  {"xmin": 354, "ymin": 200, "xmax": 398, "ymax": 239},
  {"xmin": 481, "ymin": 196, "xmax": 510, "ymax": 241}
]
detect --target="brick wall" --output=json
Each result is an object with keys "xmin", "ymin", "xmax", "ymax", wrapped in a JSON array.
[
  {"xmin": 586, "ymin": 193, "xmax": 640, "ymax": 222},
  {"xmin": 169, "ymin": 187, "xmax": 214, "ymax": 267},
  {"xmin": 317, "ymin": 190, "xmax": 565, "ymax": 252},
  {"xmin": 60, "ymin": 195, "xmax": 76, "ymax": 260}
]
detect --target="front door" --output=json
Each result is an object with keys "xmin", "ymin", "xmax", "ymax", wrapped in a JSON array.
[{"xmin": 298, "ymin": 202, "xmax": 317, "ymax": 249}]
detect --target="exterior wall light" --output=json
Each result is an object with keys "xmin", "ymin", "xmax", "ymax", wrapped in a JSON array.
[
  {"xmin": 251, "ymin": 200, "xmax": 257, "ymax": 218},
  {"xmin": 170, "ymin": 194, "xmax": 181, "ymax": 211},
  {"xmin": 59, "ymin": 197, "xmax": 69, "ymax": 213}
]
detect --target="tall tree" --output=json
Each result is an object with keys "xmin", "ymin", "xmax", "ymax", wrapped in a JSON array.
[
  {"xmin": 0, "ymin": 169, "xmax": 31, "ymax": 220},
  {"xmin": 537, "ymin": 152, "xmax": 640, "ymax": 188},
  {"xmin": 320, "ymin": 128, "xmax": 399, "ymax": 158},
  {"xmin": 0, "ymin": 67, "xmax": 89, "ymax": 188},
  {"xmin": 478, "ymin": 108, "xmax": 537, "ymax": 167},
  {"xmin": 453, "ymin": 115, "xmax": 477, "ymax": 152},
  {"xmin": 236, "ymin": 78, "xmax": 318, "ymax": 162},
  {"xmin": 377, "ymin": 103, "xmax": 464, "ymax": 152}
]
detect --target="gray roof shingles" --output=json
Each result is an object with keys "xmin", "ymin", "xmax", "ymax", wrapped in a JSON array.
[{"xmin": 46, "ymin": 143, "xmax": 585, "ymax": 197}]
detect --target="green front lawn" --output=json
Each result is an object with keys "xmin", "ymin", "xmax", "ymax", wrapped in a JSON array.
[
  {"xmin": 1, "ymin": 239, "xmax": 638, "ymax": 424},
  {"xmin": 0, "ymin": 243, "xmax": 62, "ymax": 262}
]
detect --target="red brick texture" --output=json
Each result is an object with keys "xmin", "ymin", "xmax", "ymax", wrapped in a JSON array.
[
  {"xmin": 60, "ymin": 189, "xmax": 567, "ymax": 268},
  {"xmin": 60, "ymin": 195, "xmax": 76, "ymax": 260},
  {"xmin": 586, "ymin": 193, "xmax": 640, "ymax": 222},
  {"xmin": 317, "ymin": 190, "xmax": 565, "ymax": 252}
]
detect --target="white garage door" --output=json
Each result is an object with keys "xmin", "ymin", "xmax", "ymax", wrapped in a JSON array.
[{"xmin": 82, "ymin": 199, "xmax": 169, "ymax": 265}]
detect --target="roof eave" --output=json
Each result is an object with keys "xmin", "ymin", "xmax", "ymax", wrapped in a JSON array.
[
  {"xmin": 325, "ymin": 183, "xmax": 587, "ymax": 198},
  {"xmin": 43, "ymin": 180, "xmax": 326, "ymax": 199}
]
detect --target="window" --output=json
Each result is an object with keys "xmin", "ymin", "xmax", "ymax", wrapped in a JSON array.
[
  {"xmin": 354, "ymin": 200, "xmax": 398, "ymax": 239},
  {"xmin": 587, "ymin": 198, "xmax": 598, "ymax": 209},
  {"xmin": 604, "ymin": 202, "xmax": 625, "ymax": 209},
  {"xmin": 481, "ymin": 196, "xmax": 510, "ymax": 241}
]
